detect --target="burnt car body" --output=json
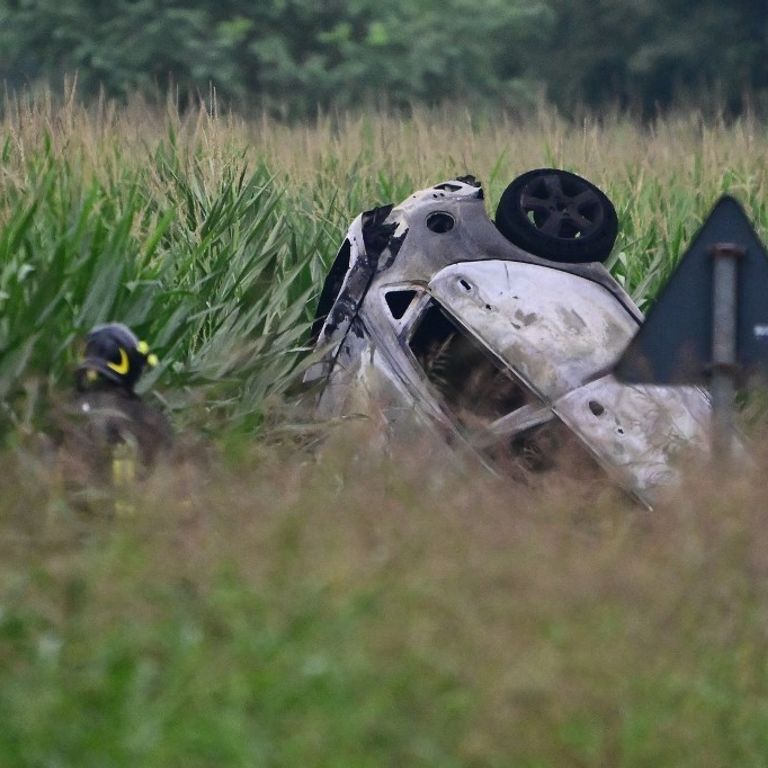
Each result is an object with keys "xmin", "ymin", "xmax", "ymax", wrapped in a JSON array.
[{"xmin": 305, "ymin": 171, "xmax": 710, "ymax": 505}]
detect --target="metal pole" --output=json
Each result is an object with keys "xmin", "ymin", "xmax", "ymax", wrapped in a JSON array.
[{"xmin": 710, "ymin": 242, "xmax": 743, "ymax": 462}]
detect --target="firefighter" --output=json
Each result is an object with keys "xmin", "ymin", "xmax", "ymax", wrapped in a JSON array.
[{"xmin": 70, "ymin": 323, "xmax": 172, "ymax": 505}]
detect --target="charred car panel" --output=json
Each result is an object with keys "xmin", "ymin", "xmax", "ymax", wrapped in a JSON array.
[{"xmin": 306, "ymin": 173, "xmax": 710, "ymax": 505}]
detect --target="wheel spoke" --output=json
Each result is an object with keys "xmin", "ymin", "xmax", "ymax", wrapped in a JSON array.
[
  {"xmin": 543, "ymin": 174, "xmax": 564, "ymax": 198},
  {"xmin": 572, "ymin": 189, "xmax": 599, "ymax": 207},
  {"xmin": 570, "ymin": 211, "xmax": 594, "ymax": 231},
  {"xmin": 540, "ymin": 210, "xmax": 565, "ymax": 236},
  {"xmin": 521, "ymin": 192, "xmax": 550, "ymax": 212}
]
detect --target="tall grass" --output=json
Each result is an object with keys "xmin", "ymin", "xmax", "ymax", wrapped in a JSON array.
[
  {"xmin": 3, "ymin": 440, "xmax": 768, "ymax": 767},
  {"xmin": 4, "ymin": 91, "xmax": 768, "ymax": 438},
  {"xmin": 4, "ymin": 91, "xmax": 768, "ymax": 767},
  {"xmin": 1, "ymin": 96, "xmax": 324, "ymax": 438}
]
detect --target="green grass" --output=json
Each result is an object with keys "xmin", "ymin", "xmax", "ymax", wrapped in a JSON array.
[
  {"xmin": 4, "ymin": 95, "xmax": 768, "ymax": 438},
  {"xmin": 4, "ymin": 92, "xmax": 768, "ymax": 766},
  {"xmin": 4, "ymin": 446, "xmax": 768, "ymax": 767}
]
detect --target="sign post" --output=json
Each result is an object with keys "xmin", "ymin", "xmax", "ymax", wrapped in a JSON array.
[
  {"xmin": 615, "ymin": 197, "xmax": 768, "ymax": 460},
  {"xmin": 709, "ymin": 243, "xmax": 743, "ymax": 461}
]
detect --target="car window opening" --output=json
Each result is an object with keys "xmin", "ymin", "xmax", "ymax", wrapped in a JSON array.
[
  {"xmin": 488, "ymin": 419, "xmax": 604, "ymax": 479},
  {"xmin": 409, "ymin": 301, "xmax": 533, "ymax": 430},
  {"xmin": 384, "ymin": 289, "xmax": 418, "ymax": 320},
  {"xmin": 410, "ymin": 300, "xmax": 603, "ymax": 478}
]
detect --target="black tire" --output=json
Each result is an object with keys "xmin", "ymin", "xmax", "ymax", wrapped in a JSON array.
[{"xmin": 495, "ymin": 169, "xmax": 618, "ymax": 264}]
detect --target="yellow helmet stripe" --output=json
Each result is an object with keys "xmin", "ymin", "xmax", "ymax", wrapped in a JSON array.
[{"xmin": 107, "ymin": 348, "xmax": 130, "ymax": 375}]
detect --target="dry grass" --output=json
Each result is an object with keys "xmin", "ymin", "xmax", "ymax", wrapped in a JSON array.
[
  {"xmin": 2, "ymin": 438, "xmax": 768, "ymax": 766},
  {"xmin": 5, "ymin": 89, "xmax": 768, "ymax": 317},
  {"xmin": 3, "ymin": 90, "xmax": 768, "ymax": 765},
  {"xmin": 5, "ymin": 89, "xmax": 768, "ymax": 220}
]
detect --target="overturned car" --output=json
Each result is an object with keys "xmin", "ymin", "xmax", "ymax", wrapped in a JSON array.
[{"xmin": 305, "ymin": 169, "xmax": 710, "ymax": 505}]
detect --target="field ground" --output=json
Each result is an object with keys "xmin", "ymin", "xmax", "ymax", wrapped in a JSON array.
[{"xmin": 3, "ymin": 92, "xmax": 768, "ymax": 766}]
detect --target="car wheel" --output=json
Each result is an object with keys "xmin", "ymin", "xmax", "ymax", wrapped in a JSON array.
[{"xmin": 495, "ymin": 168, "xmax": 618, "ymax": 263}]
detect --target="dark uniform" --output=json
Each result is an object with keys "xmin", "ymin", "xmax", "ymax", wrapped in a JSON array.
[{"xmin": 65, "ymin": 324, "xmax": 172, "ymax": 503}]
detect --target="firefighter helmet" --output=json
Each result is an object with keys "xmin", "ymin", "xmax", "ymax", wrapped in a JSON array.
[{"xmin": 77, "ymin": 323, "xmax": 158, "ymax": 392}]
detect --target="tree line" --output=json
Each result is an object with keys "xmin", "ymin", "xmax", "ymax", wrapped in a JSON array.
[{"xmin": 1, "ymin": 0, "xmax": 767, "ymax": 117}]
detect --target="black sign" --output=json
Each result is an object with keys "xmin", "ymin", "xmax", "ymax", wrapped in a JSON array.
[{"xmin": 615, "ymin": 196, "xmax": 768, "ymax": 385}]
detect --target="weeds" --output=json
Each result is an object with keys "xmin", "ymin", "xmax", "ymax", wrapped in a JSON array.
[
  {"xmin": 3, "ymin": 92, "xmax": 768, "ymax": 766},
  {"xmin": 2, "ymin": 442, "xmax": 768, "ymax": 767},
  {"xmin": 3, "ymin": 94, "xmax": 768, "ymax": 437}
]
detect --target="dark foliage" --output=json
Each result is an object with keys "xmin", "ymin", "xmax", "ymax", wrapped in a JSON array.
[{"xmin": 0, "ymin": 0, "xmax": 766, "ymax": 116}]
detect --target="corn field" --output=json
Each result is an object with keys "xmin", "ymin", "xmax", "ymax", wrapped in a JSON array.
[
  {"xmin": 4, "ymin": 92, "xmax": 768, "ymax": 437},
  {"xmin": 3, "ymin": 91, "xmax": 768, "ymax": 767}
]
